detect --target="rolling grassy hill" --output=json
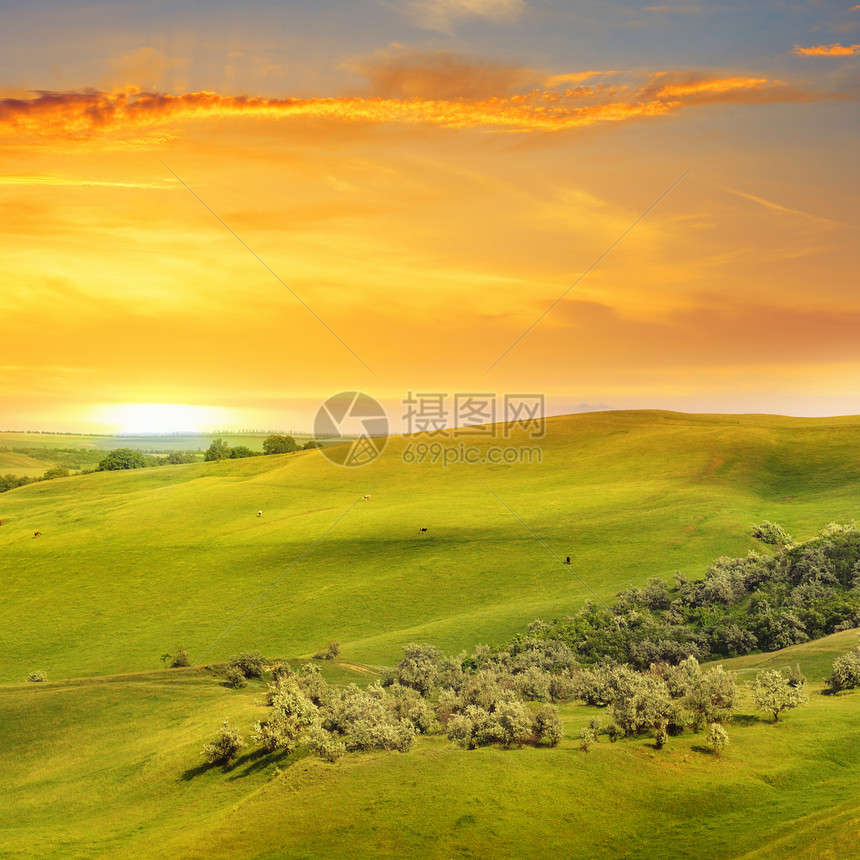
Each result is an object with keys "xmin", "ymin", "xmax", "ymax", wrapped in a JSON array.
[
  {"xmin": 2, "ymin": 410, "xmax": 860, "ymax": 683},
  {"xmin": 2, "ymin": 410, "xmax": 860, "ymax": 858},
  {"xmin": 1, "ymin": 631, "xmax": 857, "ymax": 858}
]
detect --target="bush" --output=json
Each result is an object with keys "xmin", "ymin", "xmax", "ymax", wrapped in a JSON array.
[
  {"xmin": 228, "ymin": 651, "xmax": 267, "ymax": 679},
  {"xmin": 224, "ymin": 666, "xmax": 247, "ymax": 688},
  {"xmin": 203, "ymin": 720, "xmax": 246, "ymax": 764},
  {"xmin": 162, "ymin": 647, "xmax": 191, "ymax": 669},
  {"xmin": 751, "ymin": 521, "xmax": 793, "ymax": 546},
  {"xmin": 579, "ymin": 726, "xmax": 597, "ymax": 752},
  {"xmin": 707, "ymin": 722, "xmax": 729, "ymax": 756},
  {"xmin": 313, "ymin": 641, "xmax": 341, "ymax": 661},
  {"xmin": 534, "ymin": 704, "xmax": 563, "ymax": 747},
  {"xmin": 26, "ymin": 671, "xmax": 46, "ymax": 683},
  {"xmin": 825, "ymin": 645, "xmax": 860, "ymax": 693}
]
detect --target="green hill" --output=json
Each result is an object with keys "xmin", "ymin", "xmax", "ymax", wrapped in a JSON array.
[
  {"xmin": 2, "ymin": 410, "xmax": 860, "ymax": 859},
  {"xmin": 2, "ymin": 410, "xmax": 860, "ymax": 683}
]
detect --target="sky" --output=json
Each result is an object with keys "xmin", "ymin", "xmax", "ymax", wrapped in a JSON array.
[{"xmin": 1, "ymin": 0, "xmax": 858, "ymax": 433}]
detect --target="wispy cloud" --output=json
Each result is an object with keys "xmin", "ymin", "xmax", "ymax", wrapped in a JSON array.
[
  {"xmin": 706, "ymin": 180, "xmax": 846, "ymax": 227},
  {"xmin": 402, "ymin": 0, "xmax": 525, "ymax": 33},
  {"xmin": 0, "ymin": 72, "xmax": 821, "ymax": 141},
  {"xmin": 793, "ymin": 43, "xmax": 860, "ymax": 56}
]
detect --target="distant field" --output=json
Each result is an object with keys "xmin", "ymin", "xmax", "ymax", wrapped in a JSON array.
[
  {"xmin": 2, "ymin": 410, "xmax": 860, "ymax": 684},
  {"xmin": 0, "ymin": 430, "xmax": 319, "ymax": 453},
  {"xmin": 0, "ymin": 451, "xmax": 55, "ymax": 478}
]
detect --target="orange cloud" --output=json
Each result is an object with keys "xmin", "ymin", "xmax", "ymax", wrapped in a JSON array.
[
  {"xmin": 793, "ymin": 43, "xmax": 860, "ymax": 56},
  {"xmin": 0, "ymin": 73, "xmax": 816, "ymax": 141}
]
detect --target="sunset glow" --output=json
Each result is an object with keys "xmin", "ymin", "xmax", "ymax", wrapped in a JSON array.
[{"xmin": 2, "ymin": 1, "xmax": 859, "ymax": 431}]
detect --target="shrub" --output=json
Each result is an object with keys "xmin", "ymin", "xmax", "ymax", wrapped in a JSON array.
[
  {"xmin": 308, "ymin": 726, "xmax": 346, "ymax": 762},
  {"xmin": 654, "ymin": 725, "xmax": 668, "ymax": 749},
  {"xmin": 579, "ymin": 726, "xmax": 597, "ymax": 752},
  {"xmin": 313, "ymin": 641, "xmax": 341, "ymax": 661},
  {"xmin": 534, "ymin": 704, "xmax": 563, "ymax": 747},
  {"xmin": 224, "ymin": 666, "xmax": 247, "ymax": 688},
  {"xmin": 203, "ymin": 720, "xmax": 246, "ymax": 764},
  {"xmin": 751, "ymin": 521, "xmax": 792, "ymax": 546},
  {"xmin": 228, "ymin": 651, "xmax": 267, "ymax": 679},
  {"xmin": 26, "ymin": 671, "xmax": 46, "ymax": 683},
  {"xmin": 162, "ymin": 647, "xmax": 191, "ymax": 669},
  {"xmin": 606, "ymin": 723, "xmax": 626, "ymax": 742},
  {"xmin": 825, "ymin": 646, "xmax": 860, "ymax": 693},
  {"xmin": 707, "ymin": 722, "xmax": 729, "ymax": 756}
]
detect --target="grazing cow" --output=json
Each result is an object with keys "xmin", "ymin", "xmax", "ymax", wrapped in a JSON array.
[
  {"xmin": 362, "ymin": 494, "xmax": 371, "ymax": 501},
  {"xmin": 565, "ymin": 556, "xmax": 571, "ymax": 565},
  {"xmin": 0, "ymin": 519, "xmax": 3, "ymax": 526},
  {"xmin": 34, "ymin": 531, "xmax": 41, "ymax": 538},
  {"xmin": 418, "ymin": 527, "xmax": 428, "ymax": 533}
]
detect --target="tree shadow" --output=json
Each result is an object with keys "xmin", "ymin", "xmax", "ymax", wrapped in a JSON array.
[
  {"xmin": 181, "ymin": 760, "xmax": 217, "ymax": 781},
  {"xmin": 731, "ymin": 714, "xmax": 764, "ymax": 727},
  {"xmin": 690, "ymin": 744, "xmax": 714, "ymax": 756},
  {"xmin": 226, "ymin": 747, "xmax": 294, "ymax": 780}
]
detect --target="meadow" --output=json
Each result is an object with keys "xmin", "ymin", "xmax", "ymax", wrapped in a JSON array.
[{"xmin": 1, "ymin": 410, "xmax": 860, "ymax": 858}]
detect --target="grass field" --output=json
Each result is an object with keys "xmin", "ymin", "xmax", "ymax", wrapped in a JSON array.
[
  {"xmin": 2, "ymin": 409, "xmax": 860, "ymax": 858},
  {"xmin": 1, "ymin": 632, "xmax": 857, "ymax": 859},
  {"xmin": 2, "ymin": 410, "xmax": 860, "ymax": 683}
]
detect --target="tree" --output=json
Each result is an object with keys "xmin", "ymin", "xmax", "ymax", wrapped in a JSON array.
[
  {"xmin": 202, "ymin": 720, "xmax": 246, "ymax": 764},
  {"xmin": 684, "ymin": 666, "xmax": 738, "ymax": 728},
  {"xmin": 263, "ymin": 434, "xmax": 298, "ymax": 455},
  {"xmin": 42, "ymin": 466, "xmax": 70, "ymax": 480},
  {"xmin": 204, "ymin": 438, "xmax": 231, "ymax": 461},
  {"xmin": 747, "ymin": 668, "xmax": 808, "ymax": 721},
  {"xmin": 98, "ymin": 448, "xmax": 147, "ymax": 471},
  {"xmin": 388, "ymin": 643, "xmax": 443, "ymax": 696},
  {"xmin": 229, "ymin": 445, "xmax": 257, "ymax": 459}
]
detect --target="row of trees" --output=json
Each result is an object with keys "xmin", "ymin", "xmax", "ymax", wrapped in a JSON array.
[
  {"xmin": 203, "ymin": 435, "xmax": 321, "ymax": 462},
  {"xmin": 202, "ymin": 639, "xmax": 817, "ymax": 768}
]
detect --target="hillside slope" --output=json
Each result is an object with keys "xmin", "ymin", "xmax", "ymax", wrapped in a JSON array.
[{"xmin": 2, "ymin": 410, "xmax": 860, "ymax": 682}]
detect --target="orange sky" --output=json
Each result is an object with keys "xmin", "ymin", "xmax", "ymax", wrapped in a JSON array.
[{"xmin": 1, "ymin": 1, "xmax": 859, "ymax": 432}]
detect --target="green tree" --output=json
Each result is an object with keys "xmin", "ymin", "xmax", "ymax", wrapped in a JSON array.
[
  {"xmin": 97, "ymin": 449, "xmax": 148, "ymax": 471},
  {"xmin": 204, "ymin": 438, "xmax": 231, "ymax": 461},
  {"xmin": 229, "ymin": 445, "xmax": 257, "ymax": 459},
  {"xmin": 747, "ymin": 668, "xmax": 808, "ymax": 722},
  {"xmin": 684, "ymin": 665, "xmax": 738, "ymax": 728},
  {"xmin": 42, "ymin": 466, "xmax": 70, "ymax": 480},
  {"xmin": 263, "ymin": 434, "xmax": 298, "ymax": 455},
  {"xmin": 202, "ymin": 720, "xmax": 246, "ymax": 764}
]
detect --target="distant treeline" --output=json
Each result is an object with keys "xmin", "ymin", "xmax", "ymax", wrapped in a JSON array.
[
  {"xmin": 0, "ymin": 435, "xmax": 325, "ymax": 492},
  {"xmin": 506, "ymin": 522, "xmax": 860, "ymax": 668}
]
